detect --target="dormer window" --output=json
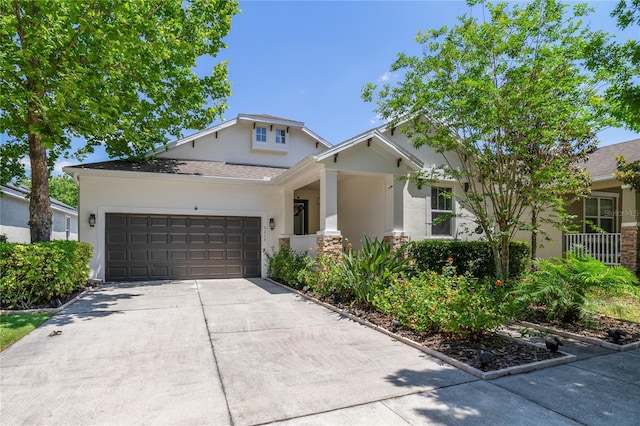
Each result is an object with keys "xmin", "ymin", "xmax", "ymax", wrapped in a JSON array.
[
  {"xmin": 256, "ymin": 126, "xmax": 267, "ymax": 142},
  {"xmin": 275, "ymin": 129, "xmax": 286, "ymax": 144}
]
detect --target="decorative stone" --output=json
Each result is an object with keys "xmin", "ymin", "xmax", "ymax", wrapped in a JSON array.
[
  {"xmin": 279, "ymin": 237, "xmax": 290, "ymax": 250},
  {"xmin": 316, "ymin": 233, "xmax": 343, "ymax": 258},
  {"xmin": 620, "ymin": 225, "xmax": 639, "ymax": 275}
]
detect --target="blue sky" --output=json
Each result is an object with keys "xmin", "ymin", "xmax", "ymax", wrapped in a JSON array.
[{"xmin": 60, "ymin": 1, "xmax": 640, "ymax": 170}]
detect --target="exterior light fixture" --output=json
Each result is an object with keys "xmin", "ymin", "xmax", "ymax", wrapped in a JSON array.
[
  {"xmin": 89, "ymin": 214, "xmax": 96, "ymax": 227},
  {"xmin": 269, "ymin": 218, "xmax": 275, "ymax": 230}
]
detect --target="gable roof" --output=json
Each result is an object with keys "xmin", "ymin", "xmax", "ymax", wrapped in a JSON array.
[
  {"xmin": 315, "ymin": 129, "xmax": 423, "ymax": 170},
  {"xmin": 159, "ymin": 113, "xmax": 331, "ymax": 153},
  {"xmin": 586, "ymin": 139, "xmax": 640, "ymax": 179},
  {"xmin": 65, "ymin": 159, "xmax": 287, "ymax": 181}
]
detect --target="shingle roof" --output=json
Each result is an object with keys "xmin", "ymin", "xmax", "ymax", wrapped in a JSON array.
[
  {"xmin": 69, "ymin": 159, "xmax": 288, "ymax": 180},
  {"xmin": 1, "ymin": 182, "xmax": 77, "ymax": 211},
  {"xmin": 586, "ymin": 139, "xmax": 640, "ymax": 177}
]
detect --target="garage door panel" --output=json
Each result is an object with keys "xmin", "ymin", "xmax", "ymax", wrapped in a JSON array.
[
  {"xmin": 149, "ymin": 233, "xmax": 168, "ymax": 244},
  {"xmin": 106, "ymin": 213, "xmax": 261, "ymax": 281},
  {"xmin": 170, "ymin": 233, "xmax": 187, "ymax": 243},
  {"xmin": 129, "ymin": 216, "xmax": 148, "ymax": 227},
  {"xmin": 130, "ymin": 233, "xmax": 148, "ymax": 244}
]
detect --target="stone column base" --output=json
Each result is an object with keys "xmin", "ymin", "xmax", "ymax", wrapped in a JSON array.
[
  {"xmin": 316, "ymin": 232, "xmax": 343, "ymax": 258},
  {"xmin": 383, "ymin": 234, "xmax": 410, "ymax": 251},
  {"xmin": 279, "ymin": 237, "xmax": 291, "ymax": 250},
  {"xmin": 621, "ymin": 225, "xmax": 639, "ymax": 275}
]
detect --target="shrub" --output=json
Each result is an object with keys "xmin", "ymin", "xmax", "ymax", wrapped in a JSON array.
[
  {"xmin": 265, "ymin": 247, "xmax": 307, "ymax": 289},
  {"xmin": 298, "ymin": 253, "xmax": 347, "ymax": 297},
  {"xmin": 374, "ymin": 258, "xmax": 516, "ymax": 338},
  {"xmin": 407, "ymin": 240, "xmax": 530, "ymax": 279},
  {"xmin": 0, "ymin": 241, "xmax": 93, "ymax": 309},
  {"xmin": 341, "ymin": 236, "xmax": 413, "ymax": 306},
  {"xmin": 516, "ymin": 250, "xmax": 639, "ymax": 324}
]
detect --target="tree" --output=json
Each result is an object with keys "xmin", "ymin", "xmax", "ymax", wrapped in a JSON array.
[
  {"xmin": 614, "ymin": 155, "xmax": 640, "ymax": 190},
  {"xmin": 0, "ymin": 0, "xmax": 239, "ymax": 242},
  {"xmin": 363, "ymin": 0, "xmax": 614, "ymax": 278},
  {"xmin": 48, "ymin": 175, "xmax": 78, "ymax": 209},
  {"xmin": 606, "ymin": 0, "xmax": 640, "ymax": 131}
]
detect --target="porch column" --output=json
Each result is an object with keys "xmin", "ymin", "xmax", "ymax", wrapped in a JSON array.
[
  {"xmin": 317, "ymin": 169, "xmax": 342, "ymax": 256},
  {"xmin": 620, "ymin": 185, "xmax": 639, "ymax": 275},
  {"xmin": 383, "ymin": 174, "xmax": 409, "ymax": 250}
]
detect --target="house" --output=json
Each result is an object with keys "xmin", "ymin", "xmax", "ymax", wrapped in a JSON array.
[
  {"xmin": 0, "ymin": 182, "xmax": 78, "ymax": 243},
  {"xmin": 64, "ymin": 113, "xmax": 478, "ymax": 282},
  {"xmin": 562, "ymin": 139, "xmax": 640, "ymax": 273}
]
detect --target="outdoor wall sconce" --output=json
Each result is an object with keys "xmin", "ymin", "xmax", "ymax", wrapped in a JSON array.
[
  {"xmin": 89, "ymin": 214, "xmax": 96, "ymax": 227},
  {"xmin": 269, "ymin": 218, "xmax": 275, "ymax": 230}
]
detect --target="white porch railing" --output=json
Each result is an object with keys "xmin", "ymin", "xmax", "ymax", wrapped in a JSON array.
[
  {"xmin": 290, "ymin": 234, "xmax": 317, "ymax": 258},
  {"xmin": 564, "ymin": 233, "xmax": 621, "ymax": 265}
]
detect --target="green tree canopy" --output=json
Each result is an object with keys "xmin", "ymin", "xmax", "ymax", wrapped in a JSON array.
[
  {"xmin": 363, "ymin": 0, "xmax": 615, "ymax": 278},
  {"xmin": 600, "ymin": 0, "xmax": 640, "ymax": 131},
  {"xmin": 0, "ymin": 0, "xmax": 239, "ymax": 242}
]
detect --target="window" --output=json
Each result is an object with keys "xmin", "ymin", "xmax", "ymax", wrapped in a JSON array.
[
  {"xmin": 255, "ymin": 126, "xmax": 267, "ymax": 142},
  {"xmin": 275, "ymin": 129, "xmax": 286, "ymax": 144},
  {"xmin": 585, "ymin": 197, "xmax": 615, "ymax": 233},
  {"xmin": 430, "ymin": 187, "xmax": 453, "ymax": 236},
  {"xmin": 65, "ymin": 216, "xmax": 71, "ymax": 240}
]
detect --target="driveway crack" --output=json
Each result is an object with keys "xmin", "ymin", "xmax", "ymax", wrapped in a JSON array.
[{"xmin": 195, "ymin": 280, "xmax": 235, "ymax": 426}]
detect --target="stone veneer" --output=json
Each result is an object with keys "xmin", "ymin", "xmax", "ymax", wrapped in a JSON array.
[
  {"xmin": 316, "ymin": 233, "xmax": 343, "ymax": 257},
  {"xmin": 383, "ymin": 234, "xmax": 410, "ymax": 251},
  {"xmin": 278, "ymin": 237, "xmax": 290, "ymax": 250},
  {"xmin": 620, "ymin": 225, "xmax": 639, "ymax": 275}
]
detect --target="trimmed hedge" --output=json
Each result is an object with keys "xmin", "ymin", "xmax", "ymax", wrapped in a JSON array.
[
  {"xmin": 407, "ymin": 240, "xmax": 530, "ymax": 279},
  {"xmin": 0, "ymin": 241, "xmax": 93, "ymax": 309}
]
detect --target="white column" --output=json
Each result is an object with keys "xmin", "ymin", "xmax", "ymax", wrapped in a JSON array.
[
  {"xmin": 384, "ymin": 174, "xmax": 405, "ymax": 236},
  {"xmin": 319, "ymin": 169, "xmax": 339, "ymax": 233}
]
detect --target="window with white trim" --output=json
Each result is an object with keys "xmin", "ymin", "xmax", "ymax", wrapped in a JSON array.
[
  {"xmin": 430, "ymin": 186, "xmax": 453, "ymax": 236},
  {"xmin": 275, "ymin": 128, "xmax": 286, "ymax": 144},
  {"xmin": 584, "ymin": 197, "xmax": 615, "ymax": 233},
  {"xmin": 255, "ymin": 126, "xmax": 267, "ymax": 142}
]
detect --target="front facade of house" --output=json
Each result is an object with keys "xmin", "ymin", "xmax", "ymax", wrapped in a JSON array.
[
  {"xmin": 65, "ymin": 114, "xmax": 478, "ymax": 282},
  {"xmin": 0, "ymin": 183, "xmax": 78, "ymax": 243},
  {"xmin": 562, "ymin": 139, "xmax": 640, "ymax": 273}
]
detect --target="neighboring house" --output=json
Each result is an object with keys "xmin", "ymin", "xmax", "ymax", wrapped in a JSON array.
[
  {"xmin": 0, "ymin": 182, "xmax": 78, "ymax": 243},
  {"xmin": 64, "ymin": 113, "xmax": 479, "ymax": 282},
  {"xmin": 562, "ymin": 139, "xmax": 640, "ymax": 273}
]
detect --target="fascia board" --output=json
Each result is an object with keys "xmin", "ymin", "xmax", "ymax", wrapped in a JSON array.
[
  {"xmin": 301, "ymin": 127, "xmax": 332, "ymax": 148},
  {"xmin": 591, "ymin": 174, "xmax": 616, "ymax": 183},
  {"xmin": 63, "ymin": 166, "xmax": 275, "ymax": 186}
]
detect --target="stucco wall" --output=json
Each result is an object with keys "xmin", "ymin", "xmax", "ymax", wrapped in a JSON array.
[
  {"xmin": 337, "ymin": 174, "xmax": 386, "ymax": 249},
  {"xmin": 78, "ymin": 173, "xmax": 282, "ymax": 280}
]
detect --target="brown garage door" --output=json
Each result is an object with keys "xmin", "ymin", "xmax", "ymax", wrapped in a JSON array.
[{"xmin": 105, "ymin": 214, "xmax": 261, "ymax": 281}]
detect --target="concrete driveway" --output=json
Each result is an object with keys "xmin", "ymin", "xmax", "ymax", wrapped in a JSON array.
[{"xmin": 1, "ymin": 278, "xmax": 639, "ymax": 425}]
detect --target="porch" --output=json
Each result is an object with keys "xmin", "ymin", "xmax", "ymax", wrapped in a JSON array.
[{"xmin": 564, "ymin": 233, "xmax": 621, "ymax": 265}]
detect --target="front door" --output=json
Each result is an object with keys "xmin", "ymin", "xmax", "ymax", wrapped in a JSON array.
[{"xmin": 293, "ymin": 200, "xmax": 308, "ymax": 235}]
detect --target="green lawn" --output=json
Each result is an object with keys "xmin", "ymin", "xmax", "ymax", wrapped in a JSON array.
[
  {"xmin": 0, "ymin": 312, "xmax": 54, "ymax": 351},
  {"xmin": 585, "ymin": 285, "xmax": 640, "ymax": 323}
]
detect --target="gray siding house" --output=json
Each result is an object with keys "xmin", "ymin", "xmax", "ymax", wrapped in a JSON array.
[{"xmin": 0, "ymin": 183, "xmax": 78, "ymax": 243}]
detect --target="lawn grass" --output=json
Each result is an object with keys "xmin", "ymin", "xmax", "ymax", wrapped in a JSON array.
[
  {"xmin": 584, "ymin": 285, "xmax": 640, "ymax": 323},
  {"xmin": 0, "ymin": 312, "xmax": 55, "ymax": 351}
]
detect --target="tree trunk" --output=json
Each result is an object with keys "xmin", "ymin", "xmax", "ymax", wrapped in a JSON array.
[
  {"xmin": 531, "ymin": 208, "xmax": 538, "ymax": 260},
  {"xmin": 28, "ymin": 131, "xmax": 52, "ymax": 242}
]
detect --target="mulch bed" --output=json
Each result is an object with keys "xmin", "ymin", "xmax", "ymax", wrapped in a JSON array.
[
  {"xmin": 523, "ymin": 309, "xmax": 640, "ymax": 345},
  {"xmin": 306, "ymin": 291, "xmax": 565, "ymax": 372}
]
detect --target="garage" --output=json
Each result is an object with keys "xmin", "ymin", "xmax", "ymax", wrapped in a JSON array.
[{"xmin": 105, "ymin": 213, "xmax": 261, "ymax": 281}]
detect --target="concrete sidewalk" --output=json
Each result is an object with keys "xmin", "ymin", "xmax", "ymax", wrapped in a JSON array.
[{"xmin": 1, "ymin": 279, "xmax": 639, "ymax": 425}]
